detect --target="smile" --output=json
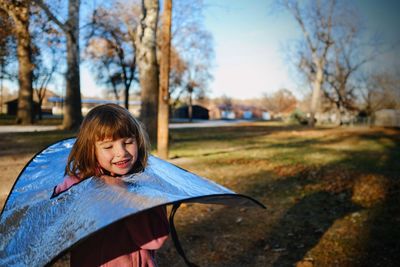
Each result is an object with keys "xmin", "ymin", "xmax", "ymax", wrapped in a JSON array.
[{"xmin": 113, "ymin": 159, "xmax": 131, "ymax": 168}]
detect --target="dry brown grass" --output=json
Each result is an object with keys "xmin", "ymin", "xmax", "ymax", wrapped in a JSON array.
[{"xmin": 1, "ymin": 123, "xmax": 399, "ymax": 266}]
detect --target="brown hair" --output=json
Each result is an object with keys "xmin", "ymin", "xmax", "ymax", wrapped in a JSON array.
[{"xmin": 66, "ymin": 103, "xmax": 150, "ymax": 179}]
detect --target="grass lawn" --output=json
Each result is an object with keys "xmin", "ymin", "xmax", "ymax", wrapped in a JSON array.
[
  {"xmin": 1, "ymin": 122, "xmax": 399, "ymax": 266},
  {"xmin": 0, "ymin": 114, "xmax": 63, "ymax": 125}
]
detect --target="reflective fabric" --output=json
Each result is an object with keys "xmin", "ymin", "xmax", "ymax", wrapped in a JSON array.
[{"xmin": 0, "ymin": 138, "xmax": 264, "ymax": 267}]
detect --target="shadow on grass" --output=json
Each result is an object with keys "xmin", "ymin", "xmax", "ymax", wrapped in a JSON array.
[
  {"xmin": 7, "ymin": 125, "xmax": 395, "ymax": 266},
  {"xmin": 170, "ymin": 124, "xmax": 321, "ymax": 143},
  {"xmin": 158, "ymin": 127, "xmax": 400, "ymax": 267},
  {"xmin": 359, "ymin": 190, "xmax": 400, "ymax": 267},
  {"xmin": 269, "ymin": 191, "xmax": 360, "ymax": 267},
  {"xmin": 157, "ymin": 169, "xmax": 360, "ymax": 267},
  {"xmin": 0, "ymin": 130, "xmax": 76, "ymax": 156},
  {"xmin": 357, "ymin": 130, "xmax": 400, "ymax": 267}
]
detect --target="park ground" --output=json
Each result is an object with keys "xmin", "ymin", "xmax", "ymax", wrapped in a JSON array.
[{"xmin": 0, "ymin": 121, "xmax": 399, "ymax": 266}]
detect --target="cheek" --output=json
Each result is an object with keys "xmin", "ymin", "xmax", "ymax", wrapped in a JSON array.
[
  {"xmin": 95, "ymin": 149, "xmax": 111, "ymax": 165},
  {"xmin": 128, "ymin": 145, "xmax": 139, "ymax": 160}
]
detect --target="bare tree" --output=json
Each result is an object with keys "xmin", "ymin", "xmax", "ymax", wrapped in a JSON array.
[
  {"xmin": 34, "ymin": 0, "xmax": 82, "ymax": 130},
  {"xmin": 32, "ymin": 44, "xmax": 59, "ymax": 120},
  {"xmin": 282, "ymin": 0, "xmax": 336, "ymax": 126},
  {"xmin": 323, "ymin": 46, "xmax": 365, "ymax": 124},
  {"xmin": 168, "ymin": 46, "xmax": 187, "ymax": 108},
  {"xmin": 86, "ymin": 38, "xmax": 123, "ymax": 101},
  {"xmin": 0, "ymin": 0, "xmax": 34, "ymax": 124},
  {"xmin": 282, "ymin": 0, "xmax": 386, "ymax": 126},
  {"xmin": 360, "ymin": 72, "xmax": 400, "ymax": 116},
  {"xmin": 262, "ymin": 88, "xmax": 297, "ymax": 115},
  {"xmin": 85, "ymin": 2, "xmax": 140, "ymax": 109},
  {"xmin": 136, "ymin": 0, "xmax": 160, "ymax": 145},
  {"xmin": 30, "ymin": 6, "xmax": 63, "ymax": 120},
  {"xmin": 168, "ymin": 0, "xmax": 214, "ymax": 108},
  {"xmin": 157, "ymin": 0, "xmax": 172, "ymax": 159},
  {"xmin": 321, "ymin": 8, "xmax": 374, "ymax": 125},
  {"xmin": 186, "ymin": 80, "xmax": 198, "ymax": 122},
  {"xmin": 0, "ymin": 8, "xmax": 15, "ymax": 113}
]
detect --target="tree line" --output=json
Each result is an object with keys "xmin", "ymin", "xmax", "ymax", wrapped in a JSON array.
[
  {"xmin": 280, "ymin": 0, "xmax": 400, "ymax": 126},
  {"xmin": 1, "ymin": 0, "xmax": 399, "ymax": 149},
  {"xmin": 0, "ymin": 0, "xmax": 212, "ymax": 157}
]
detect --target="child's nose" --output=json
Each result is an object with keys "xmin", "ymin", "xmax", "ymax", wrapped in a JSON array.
[{"xmin": 115, "ymin": 144, "xmax": 127, "ymax": 156}]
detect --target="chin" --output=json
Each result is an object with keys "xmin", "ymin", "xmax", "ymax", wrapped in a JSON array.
[{"xmin": 115, "ymin": 168, "xmax": 131, "ymax": 176}]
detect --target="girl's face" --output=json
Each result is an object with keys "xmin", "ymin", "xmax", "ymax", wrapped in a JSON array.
[{"xmin": 95, "ymin": 137, "xmax": 138, "ymax": 176}]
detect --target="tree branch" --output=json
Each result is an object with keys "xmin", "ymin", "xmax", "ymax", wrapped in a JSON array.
[{"xmin": 32, "ymin": 0, "xmax": 68, "ymax": 33}]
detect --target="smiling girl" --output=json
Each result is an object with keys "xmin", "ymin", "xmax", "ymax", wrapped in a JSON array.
[{"xmin": 53, "ymin": 104, "xmax": 169, "ymax": 267}]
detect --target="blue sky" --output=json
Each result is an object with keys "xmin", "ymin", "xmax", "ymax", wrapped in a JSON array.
[
  {"xmin": 202, "ymin": 0, "xmax": 300, "ymax": 99},
  {"xmin": 80, "ymin": 0, "xmax": 302, "ymax": 99},
  {"xmin": 200, "ymin": 0, "xmax": 400, "ymax": 99},
  {"xmin": 6, "ymin": 0, "xmax": 399, "ymax": 100}
]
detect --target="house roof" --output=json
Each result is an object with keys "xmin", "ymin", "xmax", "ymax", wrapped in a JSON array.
[{"xmin": 47, "ymin": 97, "xmax": 140, "ymax": 105}]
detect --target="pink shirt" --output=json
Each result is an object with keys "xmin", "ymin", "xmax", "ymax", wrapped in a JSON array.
[{"xmin": 54, "ymin": 176, "xmax": 169, "ymax": 267}]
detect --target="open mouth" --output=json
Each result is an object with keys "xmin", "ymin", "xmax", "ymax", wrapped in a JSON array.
[{"xmin": 113, "ymin": 159, "xmax": 131, "ymax": 168}]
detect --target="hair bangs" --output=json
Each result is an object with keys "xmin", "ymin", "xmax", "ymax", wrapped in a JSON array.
[{"xmin": 95, "ymin": 116, "xmax": 137, "ymax": 141}]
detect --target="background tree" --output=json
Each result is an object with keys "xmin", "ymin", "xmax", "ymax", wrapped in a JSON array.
[
  {"xmin": 320, "ymin": 7, "xmax": 374, "ymax": 125},
  {"xmin": 0, "ymin": 0, "xmax": 34, "ymax": 124},
  {"xmin": 262, "ymin": 88, "xmax": 297, "ymax": 115},
  {"xmin": 360, "ymin": 72, "xmax": 400, "ymax": 116},
  {"xmin": 85, "ymin": 38, "xmax": 122, "ymax": 101},
  {"xmin": 30, "ymin": 5, "xmax": 63, "ymax": 120},
  {"xmin": 168, "ymin": 46, "xmax": 187, "ymax": 108},
  {"xmin": 0, "ymin": 8, "xmax": 15, "ymax": 113},
  {"xmin": 32, "ymin": 44, "xmax": 60, "ymax": 120},
  {"xmin": 34, "ymin": 0, "xmax": 82, "ymax": 130},
  {"xmin": 85, "ymin": 1, "xmax": 140, "ymax": 109},
  {"xmin": 282, "ymin": 0, "xmax": 384, "ymax": 126},
  {"xmin": 186, "ymin": 80, "xmax": 198, "ymax": 122},
  {"xmin": 168, "ymin": 0, "xmax": 214, "ymax": 109},
  {"xmin": 136, "ymin": 0, "xmax": 160, "ymax": 145},
  {"xmin": 282, "ymin": 0, "xmax": 337, "ymax": 126},
  {"xmin": 157, "ymin": 0, "xmax": 172, "ymax": 159}
]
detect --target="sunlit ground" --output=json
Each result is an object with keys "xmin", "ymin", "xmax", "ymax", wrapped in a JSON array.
[{"xmin": 1, "ymin": 122, "xmax": 399, "ymax": 266}]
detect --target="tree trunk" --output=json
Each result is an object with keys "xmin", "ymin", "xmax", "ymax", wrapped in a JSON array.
[
  {"xmin": 334, "ymin": 103, "xmax": 341, "ymax": 126},
  {"xmin": 124, "ymin": 86, "xmax": 129, "ymax": 110},
  {"xmin": 38, "ymin": 98, "xmax": 43, "ymax": 120},
  {"xmin": 157, "ymin": 0, "xmax": 172, "ymax": 159},
  {"xmin": 124, "ymin": 55, "xmax": 135, "ymax": 110},
  {"xmin": 309, "ymin": 61, "xmax": 324, "ymax": 127},
  {"xmin": 0, "ymin": 64, "xmax": 3, "ymax": 113},
  {"xmin": 62, "ymin": 0, "xmax": 82, "ymax": 130},
  {"xmin": 136, "ymin": 0, "xmax": 159, "ymax": 146},
  {"xmin": 188, "ymin": 90, "xmax": 193, "ymax": 122},
  {"xmin": 13, "ymin": 3, "xmax": 33, "ymax": 124},
  {"xmin": 32, "ymin": 0, "xmax": 83, "ymax": 129}
]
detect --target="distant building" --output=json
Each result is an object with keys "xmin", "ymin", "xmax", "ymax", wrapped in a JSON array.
[
  {"xmin": 5, "ymin": 90, "xmax": 59, "ymax": 116},
  {"xmin": 374, "ymin": 109, "xmax": 400, "ymax": 127},
  {"xmin": 262, "ymin": 111, "xmax": 271, "ymax": 120},
  {"xmin": 47, "ymin": 97, "xmax": 141, "ymax": 117},
  {"xmin": 173, "ymin": 105, "xmax": 209, "ymax": 120},
  {"xmin": 242, "ymin": 110, "xmax": 253, "ymax": 120},
  {"xmin": 5, "ymin": 99, "xmax": 40, "ymax": 116},
  {"xmin": 221, "ymin": 109, "xmax": 235, "ymax": 119},
  {"xmin": 5, "ymin": 90, "xmax": 141, "ymax": 118},
  {"xmin": 208, "ymin": 104, "xmax": 269, "ymax": 120}
]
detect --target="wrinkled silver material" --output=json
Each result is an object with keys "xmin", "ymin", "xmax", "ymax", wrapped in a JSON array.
[{"xmin": 0, "ymin": 138, "xmax": 264, "ymax": 267}]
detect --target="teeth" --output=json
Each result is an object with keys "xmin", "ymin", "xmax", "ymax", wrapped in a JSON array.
[{"xmin": 115, "ymin": 160, "xmax": 129, "ymax": 165}]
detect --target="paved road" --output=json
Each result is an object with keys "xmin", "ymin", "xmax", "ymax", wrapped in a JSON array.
[
  {"xmin": 0, "ymin": 125, "xmax": 59, "ymax": 133},
  {"xmin": 0, "ymin": 120, "xmax": 249, "ymax": 133},
  {"xmin": 169, "ymin": 119, "xmax": 248, "ymax": 128}
]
